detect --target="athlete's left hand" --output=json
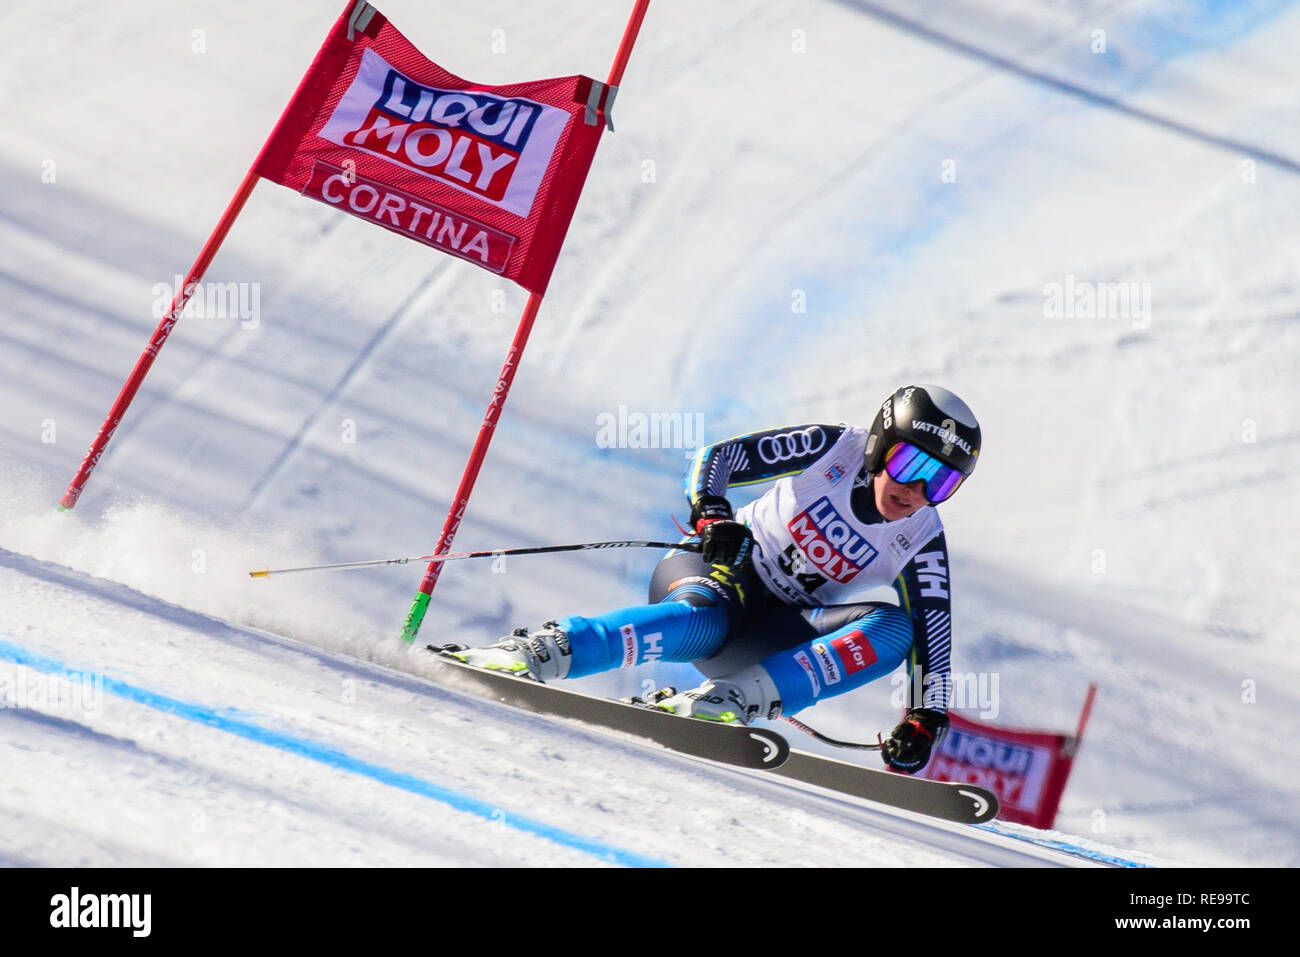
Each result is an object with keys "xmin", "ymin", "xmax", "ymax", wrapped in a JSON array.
[{"xmin": 881, "ymin": 708, "xmax": 949, "ymax": 774}]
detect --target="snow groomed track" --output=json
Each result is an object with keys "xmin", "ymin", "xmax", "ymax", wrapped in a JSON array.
[{"xmin": 0, "ymin": 547, "xmax": 1149, "ymax": 867}]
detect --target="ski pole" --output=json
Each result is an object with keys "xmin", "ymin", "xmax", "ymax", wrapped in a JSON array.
[
  {"xmin": 780, "ymin": 715, "xmax": 884, "ymax": 750},
  {"xmin": 250, "ymin": 539, "xmax": 700, "ymax": 579}
]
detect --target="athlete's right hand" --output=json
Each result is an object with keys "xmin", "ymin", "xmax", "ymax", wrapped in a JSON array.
[{"xmin": 699, "ymin": 520, "xmax": 753, "ymax": 568}]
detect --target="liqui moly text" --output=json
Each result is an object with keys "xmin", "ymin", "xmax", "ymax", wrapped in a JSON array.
[
  {"xmin": 786, "ymin": 496, "xmax": 878, "ymax": 583},
  {"xmin": 318, "ymin": 49, "xmax": 569, "ymax": 216}
]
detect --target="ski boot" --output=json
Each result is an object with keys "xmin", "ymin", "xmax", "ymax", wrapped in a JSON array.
[
  {"xmin": 436, "ymin": 621, "xmax": 572, "ymax": 681},
  {"xmin": 651, "ymin": 664, "xmax": 783, "ymax": 725}
]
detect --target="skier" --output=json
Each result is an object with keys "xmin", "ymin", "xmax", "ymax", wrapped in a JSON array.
[{"xmin": 444, "ymin": 385, "xmax": 981, "ymax": 774}]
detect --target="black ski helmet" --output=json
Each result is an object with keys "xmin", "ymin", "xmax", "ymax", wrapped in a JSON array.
[{"xmin": 864, "ymin": 385, "xmax": 981, "ymax": 484}]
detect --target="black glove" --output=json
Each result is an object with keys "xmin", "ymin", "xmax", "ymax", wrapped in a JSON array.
[
  {"xmin": 881, "ymin": 708, "xmax": 949, "ymax": 774},
  {"xmin": 699, "ymin": 520, "xmax": 753, "ymax": 568},
  {"xmin": 690, "ymin": 494, "xmax": 734, "ymax": 530}
]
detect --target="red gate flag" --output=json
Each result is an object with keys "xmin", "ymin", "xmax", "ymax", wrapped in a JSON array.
[
  {"xmin": 917, "ymin": 685, "xmax": 1097, "ymax": 829},
  {"xmin": 254, "ymin": 2, "xmax": 612, "ymax": 294}
]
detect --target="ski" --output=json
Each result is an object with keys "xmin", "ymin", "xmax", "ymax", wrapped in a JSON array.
[
  {"xmin": 767, "ymin": 749, "xmax": 999, "ymax": 824},
  {"xmin": 423, "ymin": 653, "xmax": 994, "ymax": 822},
  {"xmin": 423, "ymin": 653, "xmax": 790, "ymax": 770}
]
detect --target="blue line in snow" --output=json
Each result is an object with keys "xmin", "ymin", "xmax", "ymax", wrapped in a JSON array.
[
  {"xmin": 975, "ymin": 823, "xmax": 1152, "ymax": 868},
  {"xmin": 0, "ymin": 637, "xmax": 668, "ymax": 869}
]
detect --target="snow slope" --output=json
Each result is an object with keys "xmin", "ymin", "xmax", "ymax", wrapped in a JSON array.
[
  {"xmin": 2, "ymin": 546, "xmax": 1139, "ymax": 867},
  {"xmin": 2, "ymin": 0, "xmax": 1298, "ymax": 866}
]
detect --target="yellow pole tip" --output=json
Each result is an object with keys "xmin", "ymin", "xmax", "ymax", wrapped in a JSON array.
[{"xmin": 250, "ymin": 569, "xmax": 270, "ymax": 578}]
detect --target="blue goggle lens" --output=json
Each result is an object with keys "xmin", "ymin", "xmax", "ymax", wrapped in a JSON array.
[{"xmin": 883, "ymin": 442, "xmax": 965, "ymax": 503}]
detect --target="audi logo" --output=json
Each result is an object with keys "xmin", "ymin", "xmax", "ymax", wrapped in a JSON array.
[{"xmin": 757, "ymin": 427, "xmax": 827, "ymax": 464}]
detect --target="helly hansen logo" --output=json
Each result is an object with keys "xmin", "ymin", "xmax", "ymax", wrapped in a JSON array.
[
  {"xmin": 830, "ymin": 630, "xmax": 877, "ymax": 676},
  {"xmin": 912, "ymin": 550, "xmax": 949, "ymax": 599},
  {"xmin": 319, "ymin": 49, "xmax": 569, "ymax": 216},
  {"xmin": 787, "ymin": 496, "xmax": 877, "ymax": 583},
  {"xmin": 641, "ymin": 632, "xmax": 664, "ymax": 663}
]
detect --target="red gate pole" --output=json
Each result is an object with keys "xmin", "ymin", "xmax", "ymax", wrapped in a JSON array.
[
  {"xmin": 1073, "ymin": 683, "xmax": 1098, "ymax": 747},
  {"xmin": 399, "ymin": 292, "xmax": 542, "ymax": 641},
  {"xmin": 400, "ymin": 0, "xmax": 653, "ymax": 642},
  {"xmin": 58, "ymin": 174, "xmax": 259, "ymax": 510},
  {"xmin": 56, "ymin": 0, "xmax": 351, "ymax": 512},
  {"xmin": 58, "ymin": 0, "xmax": 367, "ymax": 511}
]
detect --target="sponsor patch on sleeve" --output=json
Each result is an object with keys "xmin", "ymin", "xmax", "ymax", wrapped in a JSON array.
[
  {"xmin": 829, "ymin": 629, "xmax": 877, "ymax": 676},
  {"xmin": 619, "ymin": 623, "xmax": 638, "ymax": 668}
]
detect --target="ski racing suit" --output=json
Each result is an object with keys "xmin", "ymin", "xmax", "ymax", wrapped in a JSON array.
[{"xmin": 553, "ymin": 424, "xmax": 955, "ymax": 718}]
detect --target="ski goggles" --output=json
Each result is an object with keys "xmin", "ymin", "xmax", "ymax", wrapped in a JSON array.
[{"xmin": 883, "ymin": 442, "xmax": 966, "ymax": 504}]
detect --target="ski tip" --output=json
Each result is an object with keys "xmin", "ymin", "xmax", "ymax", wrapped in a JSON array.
[
  {"xmin": 749, "ymin": 729, "xmax": 791, "ymax": 767},
  {"xmin": 249, "ymin": 568, "xmax": 270, "ymax": 579},
  {"xmin": 958, "ymin": 787, "xmax": 1000, "ymax": 823}
]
